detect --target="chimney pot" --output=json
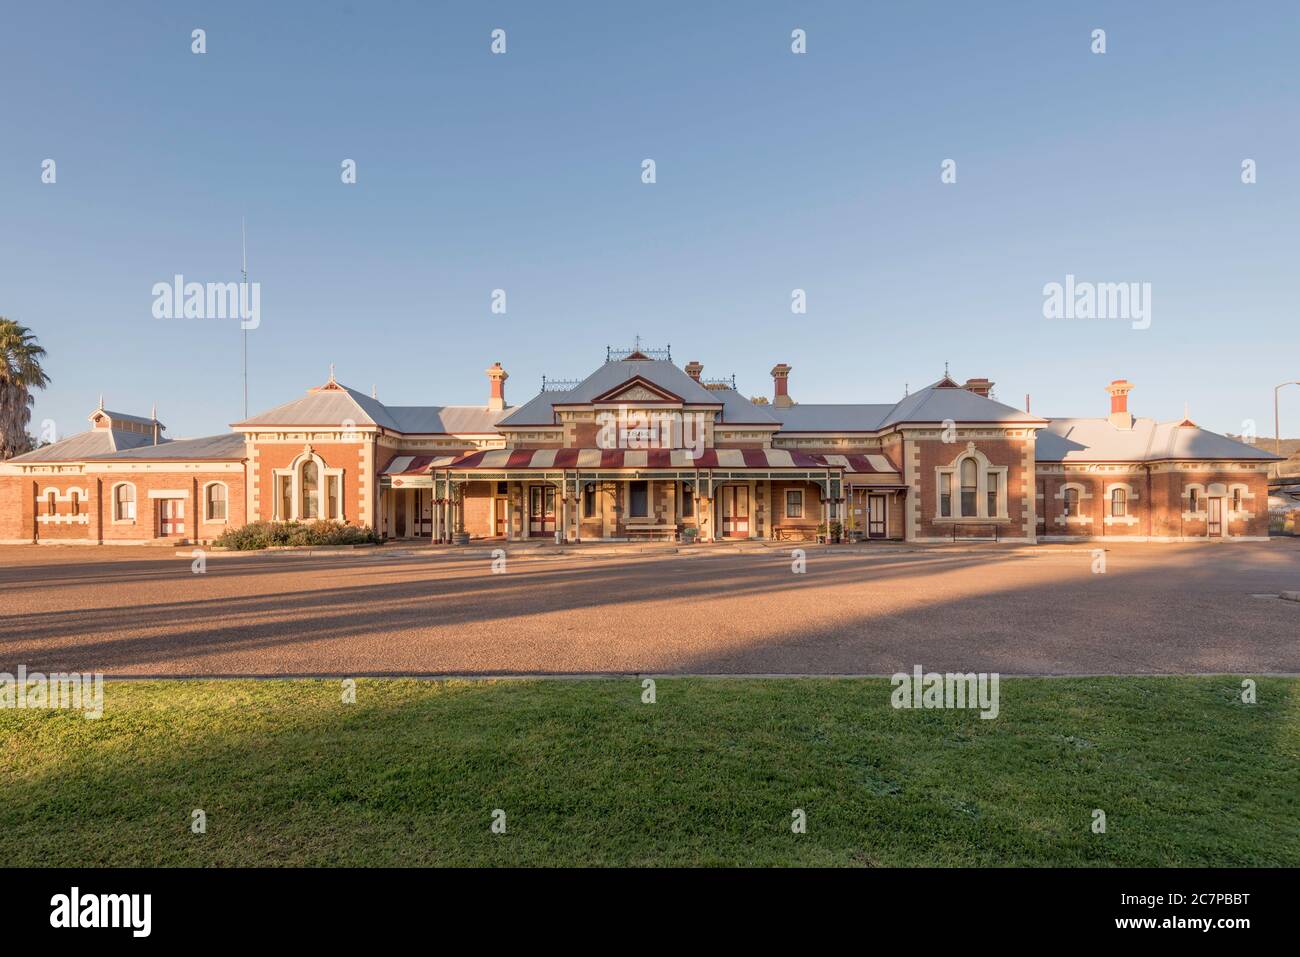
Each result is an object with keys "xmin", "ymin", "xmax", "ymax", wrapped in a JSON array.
[
  {"xmin": 770, "ymin": 363, "xmax": 794, "ymax": 408},
  {"xmin": 486, "ymin": 362, "xmax": 509, "ymax": 411},
  {"xmin": 1105, "ymin": 378, "xmax": 1134, "ymax": 429}
]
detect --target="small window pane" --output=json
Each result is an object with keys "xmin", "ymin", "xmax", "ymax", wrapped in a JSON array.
[
  {"xmin": 680, "ymin": 483, "xmax": 694, "ymax": 518},
  {"xmin": 629, "ymin": 481, "xmax": 648, "ymax": 518},
  {"xmin": 301, "ymin": 462, "xmax": 319, "ymax": 519},
  {"xmin": 987, "ymin": 473, "xmax": 998, "ymax": 518},
  {"xmin": 786, "ymin": 490, "xmax": 803, "ymax": 518}
]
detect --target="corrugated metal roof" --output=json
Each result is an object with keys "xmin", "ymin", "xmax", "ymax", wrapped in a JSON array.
[
  {"xmin": 233, "ymin": 382, "xmax": 400, "ymax": 430},
  {"xmin": 233, "ymin": 381, "xmax": 511, "ymax": 435},
  {"xmin": 94, "ymin": 432, "xmax": 246, "ymax": 460},
  {"xmin": 499, "ymin": 360, "xmax": 731, "ymax": 428},
  {"xmin": 6, "ymin": 428, "xmax": 154, "ymax": 462},
  {"xmin": 880, "ymin": 379, "xmax": 1045, "ymax": 427},
  {"xmin": 386, "ymin": 405, "xmax": 513, "ymax": 434},
  {"xmin": 770, "ymin": 404, "xmax": 895, "ymax": 431},
  {"xmin": 1036, "ymin": 417, "xmax": 1281, "ymax": 462}
]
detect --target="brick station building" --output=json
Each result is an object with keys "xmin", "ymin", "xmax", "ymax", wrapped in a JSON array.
[{"xmin": 0, "ymin": 347, "xmax": 1280, "ymax": 545}]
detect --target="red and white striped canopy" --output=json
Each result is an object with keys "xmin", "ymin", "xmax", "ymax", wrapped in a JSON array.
[{"xmin": 383, "ymin": 448, "xmax": 899, "ymax": 475}]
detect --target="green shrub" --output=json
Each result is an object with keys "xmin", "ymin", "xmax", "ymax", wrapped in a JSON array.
[{"xmin": 214, "ymin": 520, "xmax": 380, "ymax": 550}]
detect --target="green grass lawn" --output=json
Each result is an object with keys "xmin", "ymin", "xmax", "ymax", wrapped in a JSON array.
[{"xmin": 1, "ymin": 677, "xmax": 1296, "ymax": 866}]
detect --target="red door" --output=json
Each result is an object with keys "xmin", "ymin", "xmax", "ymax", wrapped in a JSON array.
[
  {"xmin": 721, "ymin": 486, "xmax": 749, "ymax": 538},
  {"xmin": 529, "ymin": 486, "xmax": 556, "ymax": 535},
  {"xmin": 159, "ymin": 498, "xmax": 185, "ymax": 537}
]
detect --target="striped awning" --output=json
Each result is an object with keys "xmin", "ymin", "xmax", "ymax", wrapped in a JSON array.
[{"xmin": 383, "ymin": 449, "xmax": 899, "ymax": 475}]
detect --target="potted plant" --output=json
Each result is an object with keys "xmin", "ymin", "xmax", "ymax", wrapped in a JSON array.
[{"xmin": 681, "ymin": 525, "xmax": 699, "ymax": 544}]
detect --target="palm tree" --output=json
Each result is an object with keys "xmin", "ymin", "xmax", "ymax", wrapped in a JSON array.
[{"xmin": 0, "ymin": 318, "xmax": 51, "ymax": 459}]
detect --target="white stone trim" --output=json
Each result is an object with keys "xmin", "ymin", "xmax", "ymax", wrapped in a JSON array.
[
  {"xmin": 934, "ymin": 443, "xmax": 1008, "ymax": 521},
  {"xmin": 110, "ymin": 481, "xmax": 137, "ymax": 523},
  {"xmin": 202, "ymin": 480, "xmax": 230, "ymax": 524}
]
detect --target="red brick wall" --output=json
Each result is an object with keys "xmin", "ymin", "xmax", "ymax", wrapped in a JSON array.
[
  {"xmin": 915, "ymin": 436, "xmax": 1033, "ymax": 540},
  {"xmin": 1036, "ymin": 466, "xmax": 1270, "ymax": 539},
  {"xmin": 251, "ymin": 441, "xmax": 367, "ymax": 525},
  {"xmin": 99, "ymin": 471, "xmax": 246, "ymax": 543}
]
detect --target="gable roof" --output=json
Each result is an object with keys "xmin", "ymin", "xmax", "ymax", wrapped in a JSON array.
[
  {"xmin": 1036, "ymin": 417, "xmax": 1282, "ymax": 463},
  {"xmin": 500, "ymin": 360, "xmax": 781, "ymax": 428},
  {"xmin": 233, "ymin": 381, "xmax": 401, "ymax": 430},
  {"xmin": 880, "ymin": 379, "xmax": 1045, "ymax": 427}
]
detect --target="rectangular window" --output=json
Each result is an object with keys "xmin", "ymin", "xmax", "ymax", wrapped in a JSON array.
[
  {"xmin": 207, "ymin": 484, "xmax": 228, "ymax": 521},
  {"xmin": 987, "ymin": 473, "xmax": 999, "ymax": 518},
  {"xmin": 1231, "ymin": 488, "xmax": 1242, "ymax": 512},
  {"xmin": 1111, "ymin": 488, "xmax": 1127, "ymax": 517},
  {"xmin": 582, "ymin": 483, "xmax": 596, "ymax": 519},
  {"xmin": 939, "ymin": 473, "xmax": 951, "ymax": 517},
  {"xmin": 786, "ymin": 489, "xmax": 804, "ymax": 518},
  {"xmin": 496, "ymin": 481, "xmax": 508, "ymax": 496},
  {"xmin": 629, "ymin": 481, "xmax": 648, "ymax": 518},
  {"xmin": 278, "ymin": 475, "xmax": 292, "ymax": 520},
  {"xmin": 327, "ymin": 475, "xmax": 340, "ymax": 520},
  {"xmin": 680, "ymin": 483, "xmax": 694, "ymax": 518}
]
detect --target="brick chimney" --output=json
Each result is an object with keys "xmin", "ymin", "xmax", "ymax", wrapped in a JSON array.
[
  {"xmin": 684, "ymin": 360, "xmax": 703, "ymax": 382},
  {"xmin": 771, "ymin": 363, "xmax": 794, "ymax": 408},
  {"xmin": 963, "ymin": 377, "xmax": 993, "ymax": 398},
  {"xmin": 486, "ymin": 362, "xmax": 508, "ymax": 411},
  {"xmin": 1106, "ymin": 378, "xmax": 1133, "ymax": 430}
]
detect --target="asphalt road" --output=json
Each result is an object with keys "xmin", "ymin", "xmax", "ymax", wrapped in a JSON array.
[{"xmin": 2, "ymin": 542, "xmax": 1298, "ymax": 676}]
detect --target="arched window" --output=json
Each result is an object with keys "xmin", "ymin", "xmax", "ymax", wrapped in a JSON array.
[
  {"xmin": 70, "ymin": 491, "xmax": 80, "ymax": 515},
  {"xmin": 1063, "ymin": 487, "xmax": 1080, "ymax": 517},
  {"xmin": 1231, "ymin": 488, "xmax": 1242, "ymax": 512},
  {"xmin": 46, "ymin": 491, "xmax": 57, "ymax": 515},
  {"xmin": 1111, "ymin": 487, "xmax": 1127, "ymax": 517},
  {"xmin": 300, "ymin": 461, "xmax": 320, "ymax": 520},
  {"xmin": 1189, "ymin": 488, "xmax": 1201, "ymax": 513},
  {"xmin": 960, "ymin": 458, "xmax": 978, "ymax": 516},
  {"xmin": 114, "ymin": 484, "xmax": 136, "ymax": 521},
  {"xmin": 205, "ymin": 483, "xmax": 228, "ymax": 521}
]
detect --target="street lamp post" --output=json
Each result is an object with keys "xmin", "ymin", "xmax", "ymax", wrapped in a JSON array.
[{"xmin": 1274, "ymin": 381, "xmax": 1300, "ymax": 462}]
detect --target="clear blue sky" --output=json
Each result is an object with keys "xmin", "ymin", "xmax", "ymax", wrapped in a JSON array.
[{"xmin": 2, "ymin": 1, "xmax": 1297, "ymax": 440}]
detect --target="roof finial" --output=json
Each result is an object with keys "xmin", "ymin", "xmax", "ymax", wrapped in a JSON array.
[
  {"xmin": 151, "ymin": 402, "xmax": 157, "ymax": 421},
  {"xmin": 98, "ymin": 393, "xmax": 104, "ymax": 410},
  {"xmin": 904, "ymin": 382, "xmax": 909, "ymax": 396},
  {"xmin": 328, "ymin": 362, "xmax": 336, "ymax": 384},
  {"xmin": 372, "ymin": 384, "xmax": 377, "ymax": 399},
  {"xmin": 944, "ymin": 361, "xmax": 949, "ymax": 377}
]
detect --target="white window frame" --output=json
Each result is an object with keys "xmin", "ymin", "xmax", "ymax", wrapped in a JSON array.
[
  {"xmin": 111, "ymin": 482, "xmax": 137, "ymax": 523},
  {"xmin": 786, "ymin": 489, "xmax": 804, "ymax": 518},
  {"xmin": 203, "ymin": 481, "xmax": 230, "ymax": 524},
  {"xmin": 934, "ymin": 444, "xmax": 1007, "ymax": 521},
  {"xmin": 1103, "ymin": 481, "xmax": 1139, "ymax": 526},
  {"xmin": 272, "ymin": 452, "xmax": 344, "ymax": 522}
]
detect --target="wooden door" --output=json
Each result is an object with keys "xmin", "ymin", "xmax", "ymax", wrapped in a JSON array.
[
  {"xmin": 868, "ymin": 495, "xmax": 887, "ymax": 538},
  {"xmin": 1207, "ymin": 497, "xmax": 1223, "ymax": 536},
  {"xmin": 721, "ymin": 486, "xmax": 749, "ymax": 537},
  {"xmin": 529, "ymin": 486, "xmax": 556, "ymax": 535},
  {"xmin": 159, "ymin": 498, "xmax": 185, "ymax": 537}
]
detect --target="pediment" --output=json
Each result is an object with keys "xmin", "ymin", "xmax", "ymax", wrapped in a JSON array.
[{"xmin": 591, "ymin": 375, "xmax": 683, "ymax": 405}]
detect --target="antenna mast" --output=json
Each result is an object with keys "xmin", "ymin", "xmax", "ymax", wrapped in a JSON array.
[{"xmin": 242, "ymin": 216, "xmax": 248, "ymax": 418}]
